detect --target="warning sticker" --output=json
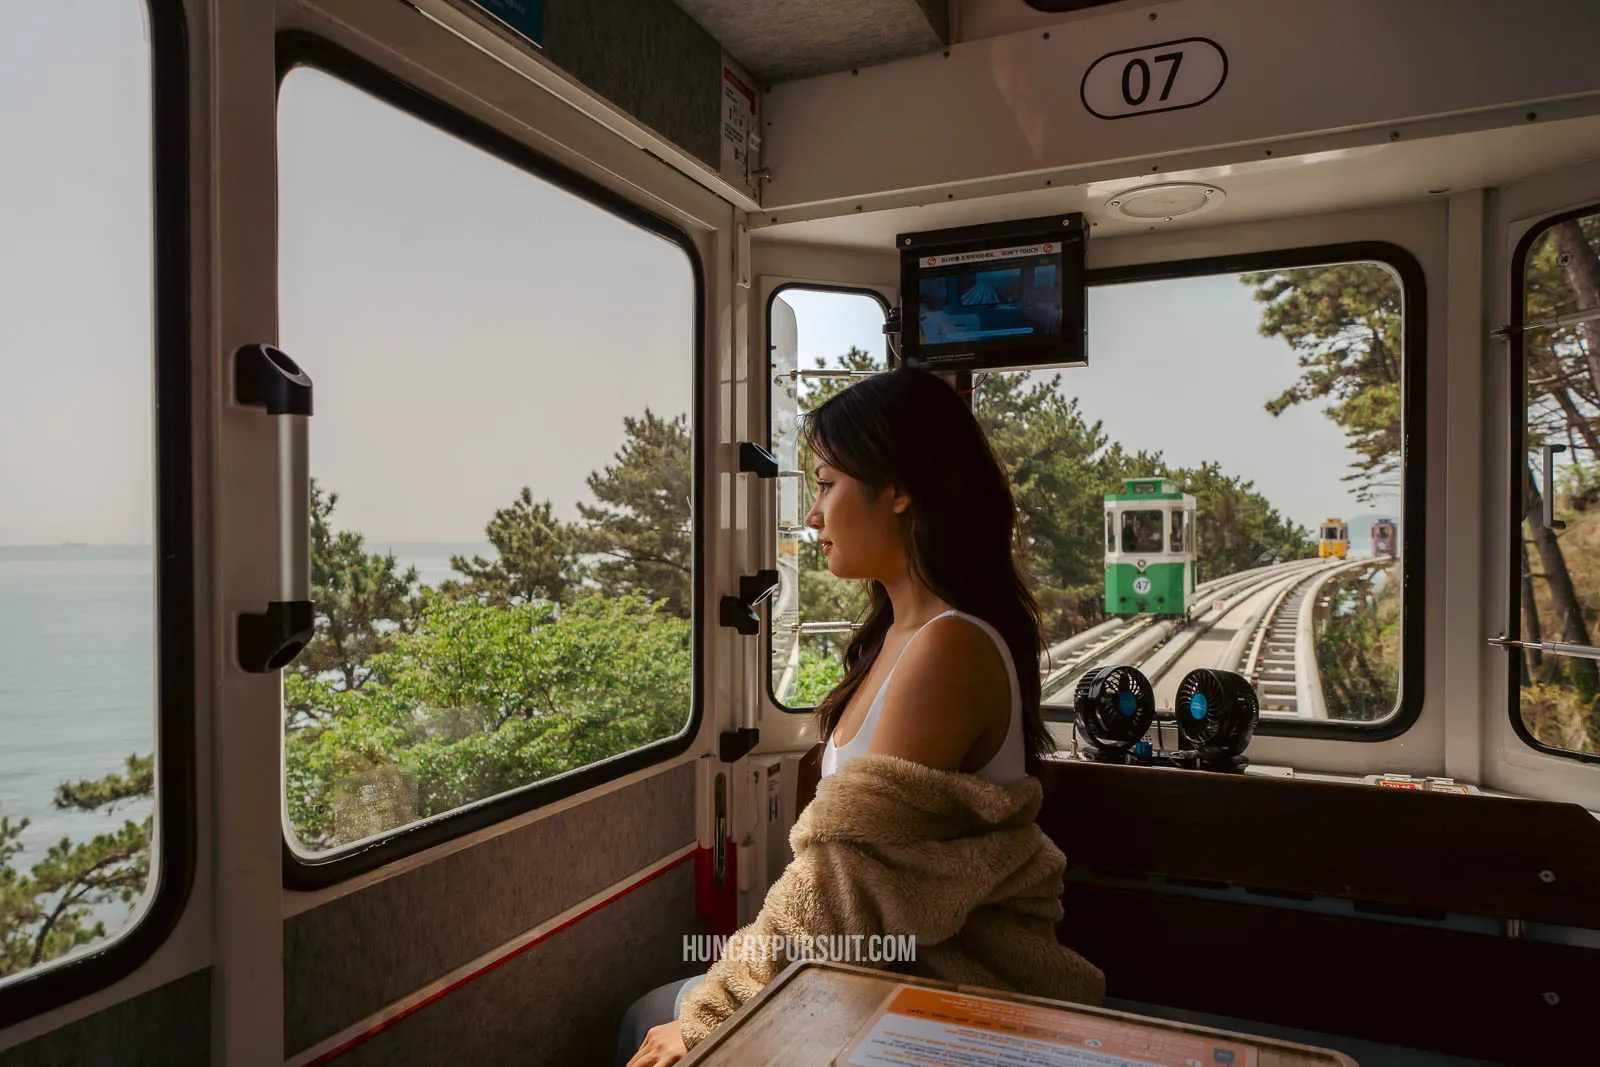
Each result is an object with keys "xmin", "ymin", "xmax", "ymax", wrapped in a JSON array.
[
  {"xmin": 720, "ymin": 66, "xmax": 756, "ymax": 181},
  {"xmin": 921, "ymin": 242, "xmax": 1062, "ymax": 269}
]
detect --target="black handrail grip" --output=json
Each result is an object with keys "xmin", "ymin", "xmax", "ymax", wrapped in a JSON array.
[
  {"xmin": 720, "ymin": 727, "xmax": 761, "ymax": 763},
  {"xmin": 236, "ymin": 343, "xmax": 313, "ymax": 416},
  {"xmin": 238, "ymin": 600, "xmax": 316, "ymax": 673},
  {"xmin": 738, "ymin": 441, "xmax": 778, "ymax": 478},
  {"xmin": 740, "ymin": 569, "xmax": 780, "ymax": 607},
  {"xmin": 720, "ymin": 595, "xmax": 760, "ymax": 635}
]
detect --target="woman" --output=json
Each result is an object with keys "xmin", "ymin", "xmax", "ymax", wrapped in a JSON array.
[{"xmin": 620, "ymin": 368, "xmax": 1102, "ymax": 1067}]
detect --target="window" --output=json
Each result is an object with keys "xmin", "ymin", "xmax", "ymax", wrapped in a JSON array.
[
  {"xmin": 1512, "ymin": 207, "xmax": 1600, "ymax": 762},
  {"xmin": 767, "ymin": 288, "xmax": 887, "ymax": 710},
  {"xmin": 977, "ymin": 255, "xmax": 1416, "ymax": 732},
  {"xmin": 277, "ymin": 64, "xmax": 698, "ymax": 861},
  {"xmin": 757, "ymin": 255, "xmax": 1419, "ymax": 735},
  {"xmin": 1122, "ymin": 511, "xmax": 1165, "ymax": 554},
  {"xmin": 1, "ymin": 0, "xmax": 189, "ymax": 1007}
]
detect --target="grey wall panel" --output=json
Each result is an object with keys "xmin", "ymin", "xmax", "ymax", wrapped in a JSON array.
[
  {"xmin": 0, "ymin": 968, "xmax": 209, "ymax": 1067},
  {"xmin": 336, "ymin": 862, "xmax": 700, "ymax": 1067},
  {"xmin": 286, "ymin": 760, "xmax": 696, "ymax": 1055},
  {"xmin": 544, "ymin": 0, "xmax": 723, "ymax": 169}
]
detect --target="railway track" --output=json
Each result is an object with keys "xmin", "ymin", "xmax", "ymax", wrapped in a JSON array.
[
  {"xmin": 1236, "ymin": 557, "xmax": 1371, "ymax": 718},
  {"xmin": 1039, "ymin": 557, "xmax": 1330, "ymax": 707}
]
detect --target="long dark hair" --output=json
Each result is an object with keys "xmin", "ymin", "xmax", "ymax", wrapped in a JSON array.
[{"xmin": 801, "ymin": 368, "xmax": 1052, "ymax": 769}]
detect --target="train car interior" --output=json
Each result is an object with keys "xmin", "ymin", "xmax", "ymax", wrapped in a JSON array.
[{"xmin": 4, "ymin": 0, "xmax": 1600, "ymax": 1064}]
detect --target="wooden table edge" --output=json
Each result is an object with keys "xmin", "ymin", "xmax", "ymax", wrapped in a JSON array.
[{"xmin": 679, "ymin": 960, "xmax": 1359, "ymax": 1066}]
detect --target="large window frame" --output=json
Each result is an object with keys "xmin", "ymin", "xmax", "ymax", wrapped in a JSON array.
[
  {"xmin": 1505, "ymin": 203, "xmax": 1600, "ymax": 766},
  {"xmin": 0, "ymin": 0, "xmax": 197, "ymax": 1029},
  {"xmin": 763, "ymin": 282, "xmax": 890, "ymax": 715},
  {"xmin": 763, "ymin": 244, "xmax": 1427, "ymax": 743},
  {"xmin": 275, "ymin": 35, "xmax": 708, "ymax": 890}
]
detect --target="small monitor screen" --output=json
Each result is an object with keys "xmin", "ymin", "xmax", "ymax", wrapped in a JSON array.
[
  {"xmin": 916, "ymin": 244, "xmax": 1063, "ymax": 347},
  {"xmin": 899, "ymin": 215, "xmax": 1085, "ymax": 372}
]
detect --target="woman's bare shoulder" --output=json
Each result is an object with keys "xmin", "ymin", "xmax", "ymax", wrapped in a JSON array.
[{"xmin": 866, "ymin": 615, "xmax": 1009, "ymax": 770}]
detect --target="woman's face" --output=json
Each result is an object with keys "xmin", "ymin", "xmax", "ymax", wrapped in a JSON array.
[{"xmin": 803, "ymin": 454, "xmax": 910, "ymax": 581}]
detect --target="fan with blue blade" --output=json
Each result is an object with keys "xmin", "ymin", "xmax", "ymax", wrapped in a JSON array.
[{"xmin": 1073, "ymin": 664, "xmax": 1156, "ymax": 758}]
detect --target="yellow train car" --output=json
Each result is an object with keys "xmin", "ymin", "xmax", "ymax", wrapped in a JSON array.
[{"xmin": 1318, "ymin": 518, "xmax": 1350, "ymax": 558}]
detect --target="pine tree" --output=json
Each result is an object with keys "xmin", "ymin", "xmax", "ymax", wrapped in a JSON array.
[
  {"xmin": 288, "ymin": 482, "xmax": 423, "ymax": 733},
  {"xmin": 577, "ymin": 411, "xmax": 694, "ymax": 618},
  {"xmin": 448, "ymin": 488, "xmax": 586, "ymax": 608},
  {"xmin": 1, "ymin": 756, "xmax": 153, "ymax": 978},
  {"xmin": 1245, "ymin": 264, "xmax": 1403, "ymax": 503}
]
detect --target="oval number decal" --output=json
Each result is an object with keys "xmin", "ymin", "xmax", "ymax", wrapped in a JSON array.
[{"xmin": 1080, "ymin": 37, "xmax": 1228, "ymax": 120}]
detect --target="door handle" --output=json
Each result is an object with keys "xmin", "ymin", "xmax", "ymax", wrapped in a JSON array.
[{"xmin": 235, "ymin": 344, "xmax": 315, "ymax": 672}]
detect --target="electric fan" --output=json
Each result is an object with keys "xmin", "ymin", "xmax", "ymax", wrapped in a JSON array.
[
  {"xmin": 1073, "ymin": 665, "xmax": 1155, "ymax": 761},
  {"xmin": 1173, "ymin": 668, "xmax": 1258, "ymax": 771}
]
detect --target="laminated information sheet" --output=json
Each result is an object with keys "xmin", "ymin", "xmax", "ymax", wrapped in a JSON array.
[{"xmin": 835, "ymin": 986, "xmax": 1258, "ymax": 1067}]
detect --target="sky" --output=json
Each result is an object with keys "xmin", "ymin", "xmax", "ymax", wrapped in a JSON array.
[
  {"xmin": 1, "ymin": 1, "xmax": 155, "ymax": 545},
  {"xmin": 3, "ymin": 2, "xmax": 1398, "ymax": 547}
]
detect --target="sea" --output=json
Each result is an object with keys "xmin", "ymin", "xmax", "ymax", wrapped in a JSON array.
[{"xmin": 0, "ymin": 542, "xmax": 487, "ymax": 940}]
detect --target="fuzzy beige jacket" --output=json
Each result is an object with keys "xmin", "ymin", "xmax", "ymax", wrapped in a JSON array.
[{"xmin": 676, "ymin": 753, "xmax": 1105, "ymax": 1049}]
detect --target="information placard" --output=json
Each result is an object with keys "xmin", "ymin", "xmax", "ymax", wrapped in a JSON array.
[{"xmin": 835, "ymin": 986, "xmax": 1257, "ymax": 1067}]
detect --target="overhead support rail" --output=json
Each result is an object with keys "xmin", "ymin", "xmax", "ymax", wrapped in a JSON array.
[
  {"xmin": 774, "ymin": 368, "xmax": 880, "ymax": 384},
  {"xmin": 1489, "ymin": 635, "xmax": 1600, "ymax": 663},
  {"xmin": 1491, "ymin": 305, "xmax": 1600, "ymax": 339},
  {"xmin": 786, "ymin": 621, "xmax": 860, "ymax": 635}
]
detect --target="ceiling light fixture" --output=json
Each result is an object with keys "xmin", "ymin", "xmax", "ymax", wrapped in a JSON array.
[{"xmin": 1106, "ymin": 182, "xmax": 1226, "ymax": 222}]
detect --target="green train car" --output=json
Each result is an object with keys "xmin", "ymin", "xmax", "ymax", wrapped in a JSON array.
[{"xmin": 1105, "ymin": 478, "xmax": 1198, "ymax": 617}]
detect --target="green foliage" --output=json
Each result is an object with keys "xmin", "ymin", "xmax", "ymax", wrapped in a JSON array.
[
  {"xmin": 286, "ymin": 593, "xmax": 691, "ymax": 850},
  {"xmin": 791, "ymin": 645, "xmax": 847, "ymax": 707},
  {"xmin": 1177, "ymin": 462, "xmax": 1314, "ymax": 582},
  {"xmin": 975, "ymin": 372, "xmax": 1313, "ymax": 640},
  {"xmin": 1, "ymin": 757, "xmax": 153, "ymax": 979},
  {"xmin": 285, "ymin": 407, "xmax": 700, "ymax": 850},
  {"xmin": 1521, "ymin": 681, "xmax": 1598, "ymax": 754},
  {"xmin": 445, "ymin": 412, "xmax": 693, "ymax": 620},
  {"xmin": 446, "ymin": 488, "xmax": 586, "ymax": 608},
  {"xmin": 1245, "ymin": 264, "xmax": 1403, "ymax": 503},
  {"xmin": 975, "ymin": 372, "xmax": 1135, "ymax": 639},
  {"xmin": 577, "ymin": 411, "xmax": 694, "ymax": 618},
  {"xmin": 1314, "ymin": 565, "xmax": 1401, "ymax": 721},
  {"xmin": 53, "ymin": 755, "xmax": 153, "ymax": 813},
  {"xmin": 296, "ymin": 480, "xmax": 423, "ymax": 700}
]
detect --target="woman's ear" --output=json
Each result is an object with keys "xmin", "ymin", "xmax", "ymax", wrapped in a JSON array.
[{"xmin": 889, "ymin": 485, "xmax": 912, "ymax": 515}]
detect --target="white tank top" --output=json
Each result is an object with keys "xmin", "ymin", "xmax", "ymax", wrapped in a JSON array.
[{"xmin": 819, "ymin": 609, "xmax": 1027, "ymax": 784}]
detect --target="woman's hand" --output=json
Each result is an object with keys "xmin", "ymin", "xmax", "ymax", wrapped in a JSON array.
[{"xmin": 625, "ymin": 1021, "xmax": 689, "ymax": 1067}]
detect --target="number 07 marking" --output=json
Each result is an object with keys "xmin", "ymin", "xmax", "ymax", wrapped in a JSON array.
[
  {"xmin": 1119, "ymin": 53, "xmax": 1181, "ymax": 106},
  {"xmin": 1081, "ymin": 37, "xmax": 1228, "ymax": 120}
]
